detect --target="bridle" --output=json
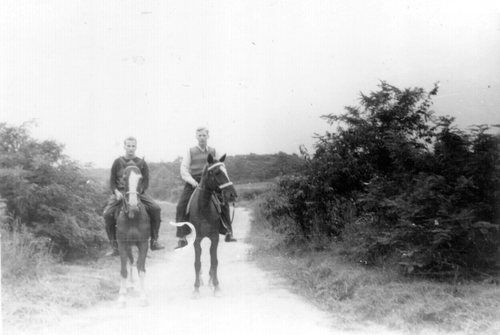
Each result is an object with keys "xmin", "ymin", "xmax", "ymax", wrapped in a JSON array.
[
  {"xmin": 204, "ymin": 162, "xmax": 236, "ymax": 224},
  {"xmin": 207, "ymin": 162, "xmax": 233, "ymax": 189}
]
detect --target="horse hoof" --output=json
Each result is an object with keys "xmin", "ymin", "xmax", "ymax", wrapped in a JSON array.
[
  {"xmin": 118, "ymin": 300, "xmax": 126, "ymax": 308},
  {"xmin": 192, "ymin": 290, "xmax": 201, "ymax": 299},
  {"xmin": 213, "ymin": 286, "xmax": 221, "ymax": 296}
]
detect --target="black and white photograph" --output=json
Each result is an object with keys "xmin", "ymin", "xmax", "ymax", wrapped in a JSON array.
[{"xmin": 2, "ymin": 1, "xmax": 500, "ymax": 334}]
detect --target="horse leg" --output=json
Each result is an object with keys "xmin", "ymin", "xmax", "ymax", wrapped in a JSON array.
[
  {"xmin": 193, "ymin": 239, "xmax": 202, "ymax": 297},
  {"xmin": 118, "ymin": 243, "xmax": 128, "ymax": 308},
  {"xmin": 209, "ymin": 237, "xmax": 220, "ymax": 295},
  {"xmin": 127, "ymin": 246, "xmax": 135, "ymax": 291},
  {"xmin": 137, "ymin": 241, "xmax": 148, "ymax": 306}
]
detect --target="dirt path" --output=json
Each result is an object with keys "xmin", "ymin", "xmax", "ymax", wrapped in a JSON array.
[{"xmin": 43, "ymin": 208, "xmax": 392, "ymax": 335}]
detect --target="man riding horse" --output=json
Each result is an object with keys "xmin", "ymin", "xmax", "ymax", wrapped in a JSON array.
[
  {"xmin": 103, "ymin": 136, "xmax": 165, "ymax": 256},
  {"xmin": 175, "ymin": 126, "xmax": 237, "ymax": 249}
]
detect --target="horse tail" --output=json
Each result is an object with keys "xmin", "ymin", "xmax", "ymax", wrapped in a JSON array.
[{"xmin": 169, "ymin": 221, "xmax": 196, "ymax": 250}]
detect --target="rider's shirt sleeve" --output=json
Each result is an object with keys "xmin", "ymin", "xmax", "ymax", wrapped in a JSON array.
[
  {"xmin": 141, "ymin": 160, "xmax": 150, "ymax": 192},
  {"xmin": 180, "ymin": 149, "xmax": 197, "ymax": 186},
  {"xmin": 109, "ymin": 159, "xmax": 119, "ymax": 193}
]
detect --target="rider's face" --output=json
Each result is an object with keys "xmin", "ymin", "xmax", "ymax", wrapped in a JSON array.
[
  {"xmin": 196, "ymin": 131, "xmax": 209, "ymax": 147},
  {"xmin": 124, "ymin": 140, "xmax": 137, "ymax": 157}
]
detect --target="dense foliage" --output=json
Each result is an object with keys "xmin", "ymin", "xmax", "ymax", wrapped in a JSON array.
[
  {"xmin": 260, "ymin": 82, "xmax": 500, "ymax": 278},
  {"xmin": 0, "ymin": 121, "xmax": 108, "ymax": 260}
]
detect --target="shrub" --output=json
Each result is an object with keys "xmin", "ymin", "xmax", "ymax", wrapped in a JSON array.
[
  {"xmin": 262, "ymin": 82, "xmax": 500, "ymax": 278},
  {"xmin": 0, "ymin": 121, "xmax": 108, "ymax": 260}
]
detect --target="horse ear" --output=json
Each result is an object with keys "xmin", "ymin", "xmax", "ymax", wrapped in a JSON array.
[
  {"xmin": 207, "ymin": 153, "xmax": 214, "ymax": 164},
  {"xmin": 220, "ymin": 154, "xmax": 226, "ymax": 162}
]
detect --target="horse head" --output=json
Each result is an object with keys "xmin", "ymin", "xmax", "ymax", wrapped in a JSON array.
[
  {"xmin": 123, "ymin": 159, "xmax": 144, "ymax": 218},
  {"xmin": 205, "ymin": 154, "xmax": 238, "ymax": 203}
]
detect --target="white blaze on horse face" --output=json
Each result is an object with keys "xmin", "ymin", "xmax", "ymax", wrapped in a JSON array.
[
  {"xmin": 218, "ymin": 165, "xmax": 232, "ymax": 188},
  {"xmin": 207, "ymin": 162, "xmax": 233, "ymax": 189},
  {"xmin": 128, "ymin": 170, "xmax": 141, "ymax": 207}
]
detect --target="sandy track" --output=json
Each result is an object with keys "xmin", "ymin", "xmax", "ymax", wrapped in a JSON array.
[{"xmin": 40, "ymin": 208, "xmax": 394, "ymax": 335}]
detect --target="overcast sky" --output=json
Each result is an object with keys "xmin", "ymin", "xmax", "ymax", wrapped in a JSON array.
[{"xmin": 2, "ymin": 0, "xmax": 499, "ymax": 168}]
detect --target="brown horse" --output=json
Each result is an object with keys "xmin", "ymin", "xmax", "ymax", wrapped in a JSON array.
[
  {"xmin": 116, "ymin": 161, "xmax": 150, "ymax": 307},
  {"xmin": 179, "ymin": 153, "xmax": 238, "ymax": 296}
]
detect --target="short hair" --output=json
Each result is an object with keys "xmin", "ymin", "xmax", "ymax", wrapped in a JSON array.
[
  {"xmin": 124, "ymin": 136, "xmax": 137, "ymax": 144},
  {"xmin": 196, "ymin": 127, "xmax": 209, "ymax": 135}
]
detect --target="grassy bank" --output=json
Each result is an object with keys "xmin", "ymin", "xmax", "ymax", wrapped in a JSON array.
[
  {"xmin": 4, "ymin": 194, "xmax": 499, "ymax": 335},
  {"xmin": 2, "ymin": 259, "xmax": 119, "ymax": 332},
  {"xmin": 1, "ymin": 201, "xmax": 178, "ymax": 334},
  {"xmin": 246, "ymin": 200, "xmax": 500, "ymax": 335}
]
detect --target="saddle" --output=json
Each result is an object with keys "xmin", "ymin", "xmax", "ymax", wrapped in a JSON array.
[{"xmin": 185, "ymin": 188, "xmax": 221, "ymax": 215}]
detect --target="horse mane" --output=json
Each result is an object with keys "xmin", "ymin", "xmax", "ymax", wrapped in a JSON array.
[{"xmin": 198, "ymin": 163, "xmax": 210, "ymax": 189}]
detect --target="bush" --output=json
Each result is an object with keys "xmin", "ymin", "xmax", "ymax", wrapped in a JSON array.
[
  {"xmin": 0, "ymin": 121, "xmax": 108, "ymax": 260},
  {"xmin": 262, "ymin": 82, "xmax": 500, "ymax": 278}
]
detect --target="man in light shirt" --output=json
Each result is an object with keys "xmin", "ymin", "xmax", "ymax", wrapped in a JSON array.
[{"xmin": 174, "ymin": 127, "xmax": 236, "ymax": 249}]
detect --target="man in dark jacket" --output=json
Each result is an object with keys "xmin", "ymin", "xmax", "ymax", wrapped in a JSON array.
[{"xmin": 103, "ymin": 136, "xmax": 164, "ymax": 256}]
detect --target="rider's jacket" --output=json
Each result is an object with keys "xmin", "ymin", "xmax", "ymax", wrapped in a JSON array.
[{"xmin": 109, "ymin": 157, "xmax": 149, "ymax": 193}]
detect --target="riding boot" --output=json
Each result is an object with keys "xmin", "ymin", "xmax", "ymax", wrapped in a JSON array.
[
  {"xmin": 174, "ymin": 236, "xmax": 188, "ymax": 250},
  {"xmin": 221, "ymin": 204, "xmax": 237, "ymax": 243},
  {"xmin": 150, "ymin": 220, "xmax": 165, "ymax": 251},
  {"xmin": 225, "ymin": 231, "xmax": 237, "ymax": 242},
  {"xmin": 106, "ymin": 240, "xmax": 119, "ymax": 256},
  {"xmin": 174, "ymin": 212, "xmax": 191, "ymax": 250},
  {"xmin": 104, "ymin": 216, "xmax": 119, "ymax": 256}
]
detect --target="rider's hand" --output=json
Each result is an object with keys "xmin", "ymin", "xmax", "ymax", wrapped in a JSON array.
[
  {"xmin": 115, "ymin": 189, "xmax": 123, "ymax": 200},
  {"xmin": 191, "ymin": 181, "xmax": 199, "ymax": 188}
]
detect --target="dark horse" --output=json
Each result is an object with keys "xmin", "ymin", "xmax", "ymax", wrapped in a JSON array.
[
  {"xmin": 116, "ymin": 161, "xmax": 150, "ymax": 307},
  {"xmin": 176, "ymin": 153, "xmax": 238, "ymax": 296}
]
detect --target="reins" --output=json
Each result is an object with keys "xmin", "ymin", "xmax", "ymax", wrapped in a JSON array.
[
  {"xmin": 230, "ymin": 202, "xmax": 235, "ymax": 224},
  {"xmin": 121, "ymin": 191, "xmax": 142, "ymax": 214},
  {"xmin": 197, "ymin": 168, "xmax": 236, "ymax": 224}
]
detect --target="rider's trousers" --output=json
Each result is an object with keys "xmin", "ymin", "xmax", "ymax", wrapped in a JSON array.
[
  {"xmin": 103, "ymin": 191, "xmax": 162, "ymax": 241},
  {"xmin": 175, "ymin": 182, "xmax": 233, "ymax": 238}
]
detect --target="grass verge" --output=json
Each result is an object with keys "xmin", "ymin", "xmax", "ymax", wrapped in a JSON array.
[
  {"xmin": 2, "ymin": 201, "xmax": 177, "ymax": 334},
  {"xmin": 2, "ymin": 259, "xmax": 119, "ymax": 333},
  {"xmin": 246, "ymin": 201, "xmax": 500, "ymax": 335}
]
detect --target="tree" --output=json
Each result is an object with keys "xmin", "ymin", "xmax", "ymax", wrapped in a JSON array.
[
  {"xmin": 265, "ymin": 82, "xmax": 500, "ymax": 278},
  {"xmin": 0, "ymin": 121, "xmax": 108, "ymax": 259}
]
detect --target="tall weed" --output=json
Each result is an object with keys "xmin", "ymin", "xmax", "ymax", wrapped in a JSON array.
[{"xmin": 1, "ymin": 218, "xmax": 57, "ymax": 281}]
